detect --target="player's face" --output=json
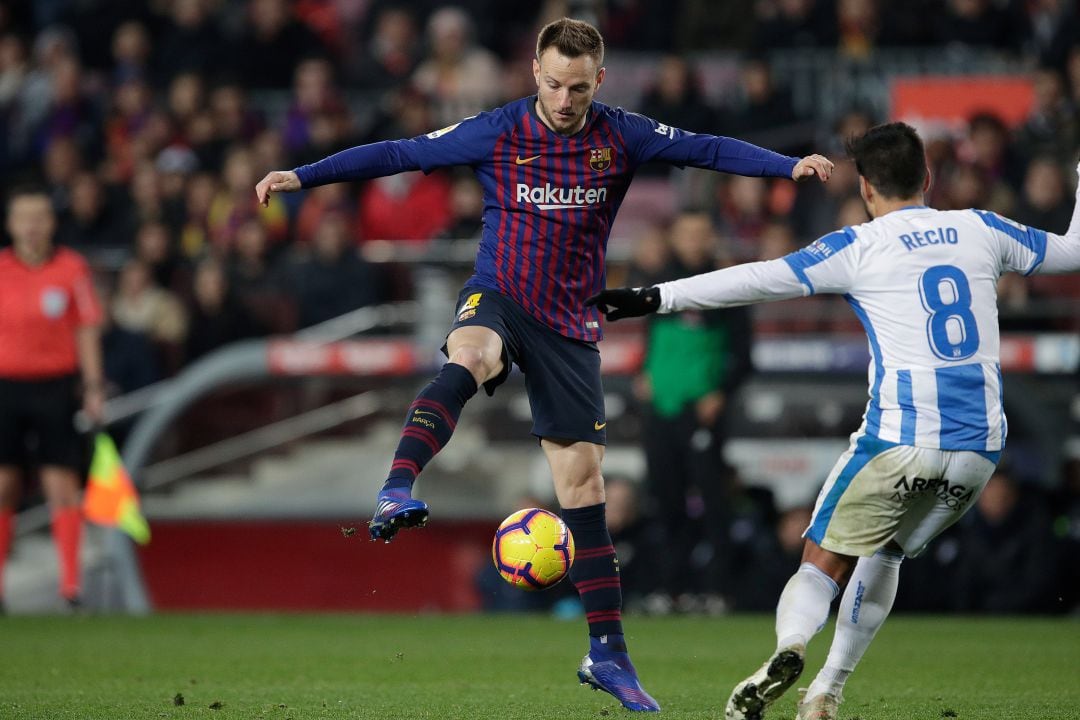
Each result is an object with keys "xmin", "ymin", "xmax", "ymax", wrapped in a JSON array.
[
  {"xmin": 6, "ymin": 194, "xmax": 55, "ymax": 263},
  {"xmin": 533, "ymin": 48, "xmax": 604, "ymax": 136}
]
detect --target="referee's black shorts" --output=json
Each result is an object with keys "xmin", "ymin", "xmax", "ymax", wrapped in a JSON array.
[
  {"xmin": 445, "ymin": 286, "xmax": 607, "ymax": 446},
  {"xmin": 0, "ymin": 374, "xmax": 83, "ymax": 471}
]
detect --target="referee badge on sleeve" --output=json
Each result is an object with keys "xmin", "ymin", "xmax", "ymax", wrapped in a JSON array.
[{"xmin": 40, "ymin": 287, "xmax": 69, "ymax": 318}]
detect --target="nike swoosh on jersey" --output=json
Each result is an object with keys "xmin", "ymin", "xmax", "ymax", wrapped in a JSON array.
[
  {"xmin": 413, "ymin": 410, "xmax": 440, "ymax": 418},
  {"xmin": 515, "ymin": 155, "xmax": 541, "ymax": 165},
  {"xmin": 594, "ymin": 421, "xmax": 607, "ymax": 431}
]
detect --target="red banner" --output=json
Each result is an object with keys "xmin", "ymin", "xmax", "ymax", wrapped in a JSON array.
[
  {"xmin": 891, "ymin": 76, "xmax": 1034, "ymax": 129},
  {"xmin": 267, "ymin": 340, "xmax": 419, "ymax": 376}
]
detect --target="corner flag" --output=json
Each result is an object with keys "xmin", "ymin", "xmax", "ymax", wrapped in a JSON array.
[{"xmin": 83, "ymin": 432, "xmax": 150, "ymax": 545}]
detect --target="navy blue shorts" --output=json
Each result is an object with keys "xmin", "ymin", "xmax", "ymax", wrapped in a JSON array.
[{"xmin": 445, "ymin": 286, "xmax": 606, "ymax": 445}]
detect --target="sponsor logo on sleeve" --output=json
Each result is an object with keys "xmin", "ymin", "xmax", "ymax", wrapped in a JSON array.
[
  {"xmin": 807, "ymin": 239, "xmax": 833, "ymax": 258},
  {"xmin": 457, "ymin": 292, "xmax": 482, "ymax": 321},
  {"xmin": 426, "ymin": 122, "xmax": 462, "ymax": 139}
]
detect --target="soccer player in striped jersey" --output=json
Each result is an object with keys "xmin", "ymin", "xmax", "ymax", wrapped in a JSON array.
[
  {"xmin": 588, "ymin": 122, "xmax": 1080, "ymax": 720},
  {"xmin": 256, "ymin": 17, "xmax": 832, "ymax": 712}
]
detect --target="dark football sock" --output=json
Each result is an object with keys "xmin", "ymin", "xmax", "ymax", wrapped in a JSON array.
[
  {"xmin": 562, "ymin": 503, "xmax": 625, "ymax": 644},
  {"xmin": 383, "ymin": 362, "xmax": 478, "ymax": 493}
]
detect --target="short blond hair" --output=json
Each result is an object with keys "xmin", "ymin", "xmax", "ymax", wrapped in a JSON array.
[{"xmin": 536, "ymin": 17, "xmax": 604, "ymax": 64}]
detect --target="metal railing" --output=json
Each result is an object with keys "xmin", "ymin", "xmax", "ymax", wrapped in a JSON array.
[
  {"xmin": 74, "ymin": 301, "xmax": 419, "ymax": 432},
  {"xmin": 140, "ymin": 392, "xmax": 384, "ymax": 492}
]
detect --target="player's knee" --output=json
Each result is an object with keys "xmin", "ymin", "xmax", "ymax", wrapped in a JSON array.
[
  {"xmin": 447, "ymin": 346, "xmax": 496, "ymax": 382},
  {"xmin": 802, "ymin": 539, "xmax": 857, "ymax": 584}
]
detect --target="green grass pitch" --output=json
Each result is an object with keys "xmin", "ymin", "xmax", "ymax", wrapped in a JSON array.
[{"xmin": 2, "ymin": 614, "xmax": 1077, "ymax": 719}]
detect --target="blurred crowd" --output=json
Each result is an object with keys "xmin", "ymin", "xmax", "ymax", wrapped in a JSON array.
[{"xmin": 0, "ymin": 0, "xmax": 1077, "ymax": 396}]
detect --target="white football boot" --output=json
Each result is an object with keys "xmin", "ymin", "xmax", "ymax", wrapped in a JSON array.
[
  {"xmin": 725, "ymin": 644, "xmax": 806, "ymax": 720},
  {"xmin": 795, "ymin": 688, "xmax": 842, "ymax": 720}
]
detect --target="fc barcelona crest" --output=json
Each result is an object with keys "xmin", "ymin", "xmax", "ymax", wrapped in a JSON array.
[{"xmin": 589, "ymin": 147, "xmax": 613, "ymax": 172}]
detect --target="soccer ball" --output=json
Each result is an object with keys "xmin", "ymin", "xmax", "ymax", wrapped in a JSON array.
[{"xmin": 492, "ymin": 508, "xmax": 575, "ymax": 590}]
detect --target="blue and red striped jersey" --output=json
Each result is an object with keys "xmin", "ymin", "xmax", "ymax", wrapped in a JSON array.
[{"xmin": 294, "ymin": 96, "xmax": 798, "ymax": 341}]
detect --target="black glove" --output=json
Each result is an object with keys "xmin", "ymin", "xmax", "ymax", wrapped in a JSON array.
[{"xmin": 585, "ymin": 286, "xmax": 661, "ymax": 321}]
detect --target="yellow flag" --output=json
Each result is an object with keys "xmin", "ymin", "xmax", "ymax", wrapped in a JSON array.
[{"xmin": 83, "ymin": 433, "xmax": 150, "ymax": 544}]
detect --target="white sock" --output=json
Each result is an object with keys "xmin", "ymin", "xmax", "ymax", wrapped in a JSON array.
[
  {"xmin": 775, "ymin": 562, "xmax": 840, "ymax": 651},
  {"xmin": 806, "ymin": 550, "xmax": 903, "ymax": 699}
]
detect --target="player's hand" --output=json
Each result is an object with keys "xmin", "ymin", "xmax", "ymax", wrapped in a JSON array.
[
  {"xmin": 585, "ymin": 286, "xmax": 661, "ymax": 321},
  {"xmin": 255, "ymin": 170, "xmax": 301, "ymax": 207},
  {"xmin": 695, "ymin": 391, "xmax": 725, "ymax": 427},
  {"xmin": 792, "ymin": 154, "xmax": 834, "ymax": 183},
  {"xmin": 82, "ymin": 385, "xmax": 106, "ymax": 426}
]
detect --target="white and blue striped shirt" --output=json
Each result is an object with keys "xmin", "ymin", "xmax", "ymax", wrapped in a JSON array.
[{"xmin": 658, "ymin": 188, "xmax": 1080, "ymax": 453}]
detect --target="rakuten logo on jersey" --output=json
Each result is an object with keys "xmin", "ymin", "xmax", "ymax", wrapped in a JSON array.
[{"xmin": 515, "ymin": 183, "xmax": 608, "ymax": 210}]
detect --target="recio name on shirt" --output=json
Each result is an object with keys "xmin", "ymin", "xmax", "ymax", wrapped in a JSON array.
[
  {"xmin": 899, "ymin": 227, "xmax": 958, "ymax": 251},
  {"xmin": 515, "ymin": 182, "xmax": 608, "ymax": 210}
]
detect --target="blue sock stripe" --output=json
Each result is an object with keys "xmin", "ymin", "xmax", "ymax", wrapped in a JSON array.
[{"xmin": 874, "ymin": 547, "xmax": 906, "ymax": 561}]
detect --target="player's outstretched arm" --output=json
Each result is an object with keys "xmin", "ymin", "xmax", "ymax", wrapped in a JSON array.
[
  {"xmin": 619, "ymin": 110, "xmax": 834, "ymax": 182},
  {"xmin": 255, "ymin": 170, "xmax": 301, "ymax": 207},
  {"xmin": 588, "ymin": 258, "xmax": 810, "ymax": 321},
  {"xmin": 1037, "ymin": 161, "xmax": 1080, "ymax": 273}
]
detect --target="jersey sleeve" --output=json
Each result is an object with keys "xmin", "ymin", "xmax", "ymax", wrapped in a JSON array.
[
  {"xmin": 971, "ymin": 209, "xmax": 1051, "ymax": 275},
  {"xmin": 658, "ymin": 258, "xmax": 806, "ymax": 312},
  {"xmin": 1041, "ymin": 233, "xmax": 1080, "ymax": 273},
  {"xmin": 294, "ymin": 111, "xmax": 503, "ymax": 187},
  {"xmin": 615, "ymin": 110, "xmax": 797, "ymax": 178},
  {"xmin": 1032, "ymin": 167, "xmax": 1080, "ymax": 273},
  {"xmin": 408, "ymin": 110, "xmax": 505, "ymax": 172},
  {"xmin": 68, "ymin": 254, "xmax": 103, "ymax": 327},
  {"xmin": 780, "ymin": 228, "xmax": 861, "ymax": 295},
  {"xmin": 657, "ymin": 228, "xmax": 860, "ymax": 312}
]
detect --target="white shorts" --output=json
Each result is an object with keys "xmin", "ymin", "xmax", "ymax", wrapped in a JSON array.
[{"xmin": 805, "ymin": 435, "xmax": 1000, "ymax": 558}]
